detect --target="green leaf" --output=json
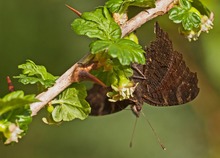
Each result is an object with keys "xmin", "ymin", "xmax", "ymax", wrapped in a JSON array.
[
  {"xmin": 14, "ymin": 60, "xmax": 58, "ymax": 89},
  {"xmin": 108, "ymin": 39, "xmax": 145, "ymax": 66},
  {"xmin": 16, "ymin": 114, "xmax": 32, "ymax": 133},
  {"xmin": 124, "ymin": 32, "xmax": 139, "ymax": 44},
  {"xmin": 169, "ymin": 7, "xmax": 186, "ymax": 23},
  {"xmin": 106, "ymin": 0, "xmax": 124, "ymax": 13},
  {"xmin": 179, "ymin": 0, "xmax": 191, "ymax": 9},
  {"xmin": 130, "ymin": 0, "xmax": 155, "ymax": 8},
  {"xmin": 169, "ymin": 0, "xmax": 201, "ymax": 31},
  {"xmin": 90, "ymin": 40, "xmax": 113, "ymax": 53},
  {"xmin": 170, "ymin": 0, "xmax": 213, "ymax": 41},
  {"xmin": 106, "ymin": 0, "xmax": 155, "ymax": 13},
  {"xmin": 51, "ymin": 83, "xmax": 91, "ymax": 122},
  {"xmin": 72, "ymin": 7, "xmax": 121, "ymax": 40},
  {"xmin": 191, "ymin": 0, "xmax": 211, "ymax": 16},
  {"xmin": 0, "ymin": 91, "xmax": 37, "ymax": 116},
  {"xmin": 182, "ymin": 12, "xmax": 201, "ymax": 30},
  {"xmin": 91, "ymin": 39, "xmax": 145, "ymax": 65}
]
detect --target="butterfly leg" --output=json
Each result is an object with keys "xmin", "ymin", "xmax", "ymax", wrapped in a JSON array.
[
  {"xmin": 131, "ymin": 64, "xmax": 146, "ymax": 80},
  {"xmin": 131, "ymin": 104, "xmax": 142, "ymax": 117}
]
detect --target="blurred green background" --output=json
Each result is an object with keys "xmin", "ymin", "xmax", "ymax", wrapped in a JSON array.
[{"xmin": 0, "ymin": 0, "xmax": 219, "ymax": 158}]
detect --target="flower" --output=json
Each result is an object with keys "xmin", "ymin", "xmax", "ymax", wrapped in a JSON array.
[
  {"xmin": 200, "ymin": 12, "xmax": 214, "ymax": 33},
  {"xmin": 107, "ymin": 82, "xmax": 138, "ymax": 102},
  {"xmin": 4, "ymin": 124, "xmax": 23, "ymax": 144}
]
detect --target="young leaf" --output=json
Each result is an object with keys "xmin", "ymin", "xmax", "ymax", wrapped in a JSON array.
[
  {"xmin": 169, "ymin": 7, "xmax": 186, "ymax": 23},
  {"xmin": 182, "ymin": 12, "xmax": 201, "ymax": 30},
  {"xmin": 105, "ymin": 0, "xmax": 125, "ymax": 13},
  {"xmin": 51, "ymin": 83, "xmax": 91, "ymax": 122},
  {"xmin": 72, "ymin": 7, "xmax": 121, "ymax": 40},
  {"xmin": 16, "ymin": 114, "xmax": 32, "ymax": 134},
  {"xmin": 0, "ymin": 91, "xmax": 35, "ymax": 144},
  {"xmin": 91, "ymin": 39, "xmax": 145, "ymax": 65},
  {"xmin": 14, "ymin": 60, "xmax": 58, "ymax": 89},
  {"xmin": 169, "ymin": 0, "xmax": 201, "ymax": 30},
  {"xmin": 168, "ymin": 0, "xmax": 214, "ymax": 41},
  {"xmin": 179, "ymin": 0, "xmax": 191, "ymax": 10},
  {"xmin": 0, "ymin": 91, "xmax": 37, "ymax": 116},
  {"xmin": 106, "ymin": 0, "xmax": 155, "ymax": 13}
]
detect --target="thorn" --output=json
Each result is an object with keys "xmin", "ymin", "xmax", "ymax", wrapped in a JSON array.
[
  {"xmin": 79, "ymin": 70, "xmax": 107, "ymax": 88},
  {"xmin": 6, "ymin": 76, "xmax": 14, "ymax": 92},
  {"xmin": 72, "ymin": 63, "xmax": 106, "ymax": 87},
  {"xmin": 65, "ymin": 4, "xmax": 82, "ymax": 17}
]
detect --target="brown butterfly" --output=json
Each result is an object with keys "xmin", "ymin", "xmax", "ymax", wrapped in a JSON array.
[{"xmin": 86, "ymin": 22, "xmax": 199, "ymax": 117}]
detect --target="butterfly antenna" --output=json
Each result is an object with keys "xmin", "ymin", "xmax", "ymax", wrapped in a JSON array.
[
  {"xmin": 141, "ymin": 111, "xmax": 166, "ymax": 150},
  {"xmin": 129, "ymin": 117, "xmax": 138, "ymax": 148}
]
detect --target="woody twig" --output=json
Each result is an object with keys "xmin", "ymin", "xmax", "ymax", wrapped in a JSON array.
[{"xmin": 30, "ymin": 0, "xmax": 175, "ymax": 116}]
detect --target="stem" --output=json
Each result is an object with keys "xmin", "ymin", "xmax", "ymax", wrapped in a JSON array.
[
  {"xmin": 30, "ymin": 64, "xmax": 78, "ymax": 116},
  {"xmin": 30, "ymin": 0, "xmax": 175, "ymax": 116}
]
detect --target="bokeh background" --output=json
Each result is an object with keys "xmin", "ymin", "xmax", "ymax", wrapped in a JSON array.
[{"xmin": 0, "ymin": 0, "xmax": 219, "ymax": 158}]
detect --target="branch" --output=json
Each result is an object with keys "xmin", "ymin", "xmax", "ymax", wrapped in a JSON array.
[
  {"xmin": 30, "ymin": 0, "xmax": 175, "ymax": 116},
  {"xmin": 121, "ymin": 0, "xmax": 174, "ymax": 37},
  {"xmin": 30, "ymin": 64, "xmax": 78, "ymax": 116}
]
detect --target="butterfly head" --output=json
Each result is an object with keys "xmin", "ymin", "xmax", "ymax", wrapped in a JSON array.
[{"xmin": 131, "ymin": 104, "xmax": 142, "ymax": 117}]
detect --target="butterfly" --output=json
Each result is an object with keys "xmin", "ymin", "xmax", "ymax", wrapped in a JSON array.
[{"xmin": 86, "ymin": 22, "xmax": 199, "ymax": 117}]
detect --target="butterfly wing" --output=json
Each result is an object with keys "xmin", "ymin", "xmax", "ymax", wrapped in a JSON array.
[
  {"xmin": 86, "ymin": 84, "xmax": 130, "ymax": 116},
  {"xmin": 133, "ymin": 22, "xmax": 199, "ymax": 106}
]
